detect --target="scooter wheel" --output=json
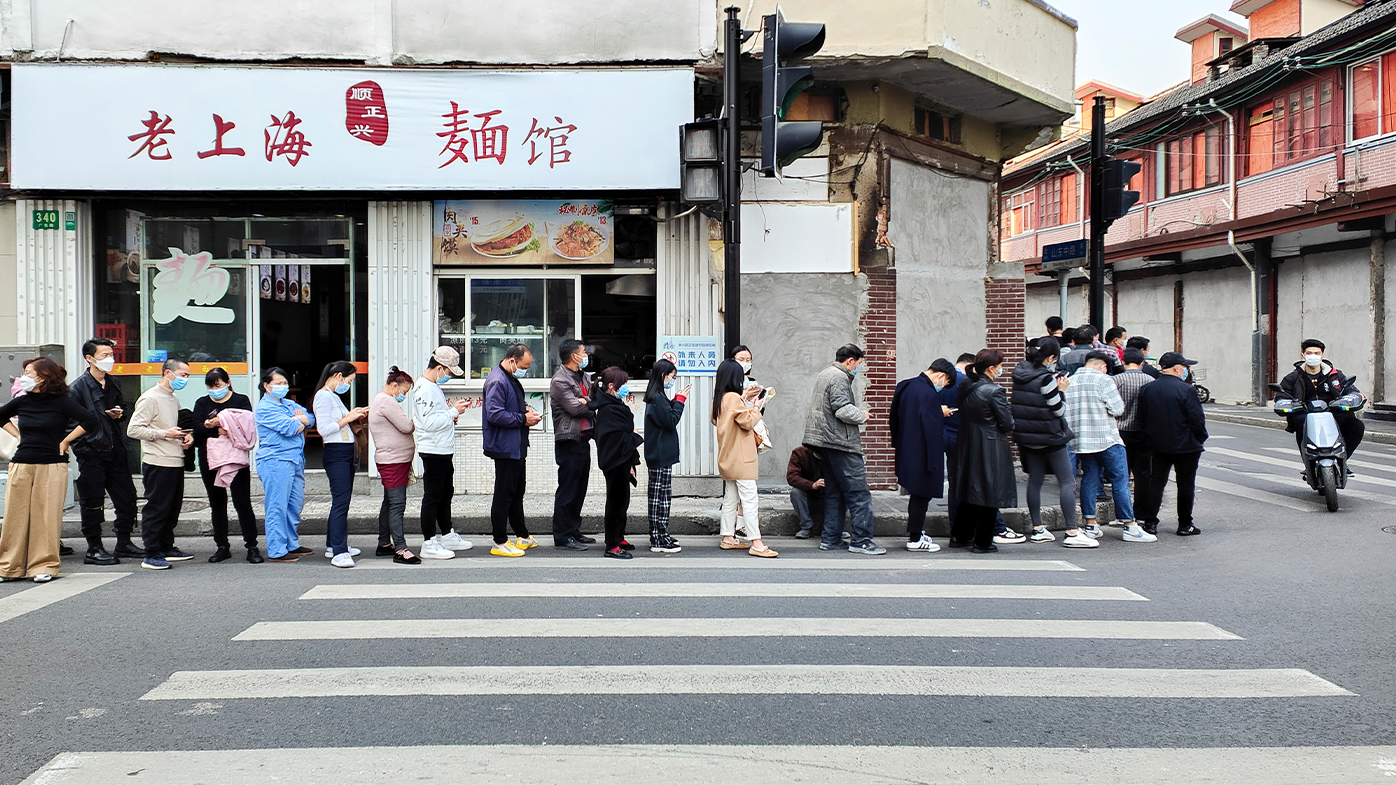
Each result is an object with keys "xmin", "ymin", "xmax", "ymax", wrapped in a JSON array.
[
  {"xmin": 1195, "ymin": 385, "xmax": 1212, "ymax": 404},
  {"xmin": 1320, "ymin": 465, "xmax": 1340, "ymax": 512}
]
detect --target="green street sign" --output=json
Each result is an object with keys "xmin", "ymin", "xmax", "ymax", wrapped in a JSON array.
[
  {"xmin": 64, "ymin": 211, "xmax": 76, "ymax": 231},
  {"xmin": 32, "ymin": 209, "xmax": 60, "ymax": 230}
]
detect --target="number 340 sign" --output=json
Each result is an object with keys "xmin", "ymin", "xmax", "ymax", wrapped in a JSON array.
[{"xmin": 31, "ymin": 210, "xmax": 75, "ymax": 231}]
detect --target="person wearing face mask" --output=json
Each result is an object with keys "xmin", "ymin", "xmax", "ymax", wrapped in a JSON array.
[
  {"xmin": 315, "ymin": 360, "xmax": 369, "ymax": 568},
  {"xmin": 952, "ymin": 349, "xmax": 1016, "ymax": 553},
  {"xmin": 889, "ymin": 359, "xmax": 954, "ymax": 552},
  {"xmin": 1011, "ymin": 336, "xmax": 1080, "ymax": 547},
  {"xmin": 643, "ymin": 359, "xmax": 689, "ymax": 553},
  {"xmin": 1279, "ymin": 338, "xmax": 1365, "ymax": 461},
  {"xmin": 592, "ymin": 366, "xmax": 645, "ymax": 559},
  {"xmin": 550, "ymin": 339, "xmax": 597, "ymax": 550},
  {"xmin": 370, "ymin": 366, "xmax": 420, "ymax": 564},
  {"xmin": 127, "ymin": 359, "xmax": 196, "ymax": 570},
  {"xmin": 191, "ymin": 367, "xmax": 261, "ymax": 563},
  {"xmin": 803, "ymin": 344, "xmax": 885, "ymax": 555},
  {"xmin": 67, "ymin": 337, "xmax": 142, "ymax": 565},
  {"xmin": 254, "ymin": 366, "xmax": 315, "ymax": 563},
  {"xmin": 413, "ymin": 347, "xmax": 471, "ymax": 560},
  {"xmin": 482, "ymin": 344, "xmax": 543, "ymax": 557},
  {"xmin": 1134, "ymin": 353, "xmax": 1208, "ymax": 537},
  {"xmin": 1, "ymin": 358, "xmax": 98, "ymax": 582}
]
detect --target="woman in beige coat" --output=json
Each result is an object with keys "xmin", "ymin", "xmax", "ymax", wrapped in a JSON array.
[{"xmin": 712, "ymin": 359, "xmax": 777, "ymax": 557}]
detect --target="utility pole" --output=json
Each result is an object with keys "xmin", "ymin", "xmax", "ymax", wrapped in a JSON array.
[
  {"xmin": 1088, "ymin": 95, "xmax": 1107, "ymax": 331},
  {"xmin": 723, "ymin": 6, "xmax": 743, "ymax": 356}
]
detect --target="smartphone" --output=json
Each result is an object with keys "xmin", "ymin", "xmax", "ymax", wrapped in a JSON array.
[
  {"xmin": 1055, "ymin": 371, "xmax": 1069, "ymax": 379},
  {"xmin": 178, "ymin": 428, "xmax": 193, "ymax": 434}
]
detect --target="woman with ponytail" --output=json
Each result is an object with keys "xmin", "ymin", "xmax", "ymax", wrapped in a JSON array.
[
  {"xmin": 1010, "ymin": 336, "xmax": 1085, "ymax": 546},
  {"xmin": 951, "ymin": 349, "xmax": 1015, "ymax": 553},
  {"xmin": 370, "ymin": 366, "xmax": 420, "ymax": 565}
]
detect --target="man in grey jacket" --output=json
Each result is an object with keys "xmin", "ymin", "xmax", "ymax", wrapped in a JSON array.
[
  {"xmin": 802, "ymin": 344, "xmax": 885, "ymax": 555},
  {"xmin": 550, "ymin": 339, "xmax": 597, "ymax": 550}
]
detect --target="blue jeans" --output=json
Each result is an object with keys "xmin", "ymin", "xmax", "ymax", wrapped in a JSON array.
[
  {"xmin": 258, "ymin": 458, "xmax": 305, "ymax": 559},
  {"xmin": 820, "ymin": 448, "xmax": 875, "ymax": 548},
  {"xmin": 322, "ymin": 442, "xmax": 355, "ymax": 555},
  {"xmin": 1079, "ymin": 444, "xmax": 1134, "ymax": 523}
]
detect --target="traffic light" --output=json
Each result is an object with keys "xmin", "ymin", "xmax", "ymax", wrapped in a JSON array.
[
  {"xmin": 1102, "ymin": 158, "xmax": 1142, "ymax": 222},
  {"xmin": 760, "ymin": 7, "xmax": 826, "ymax": 177},
  {"xmin": 679, "ymin": 118, "xmax": 722, "ymax": 204}
]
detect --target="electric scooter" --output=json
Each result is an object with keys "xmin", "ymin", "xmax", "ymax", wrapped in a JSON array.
[{"xmin": 1270, "ymin": 380, "xmax": 1365, "ymax": 512}]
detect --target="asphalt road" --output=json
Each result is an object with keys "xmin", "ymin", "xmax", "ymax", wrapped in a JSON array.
[{"xmin": 3, "ymin": 420, "xmax": 1396, "ymax": 784}]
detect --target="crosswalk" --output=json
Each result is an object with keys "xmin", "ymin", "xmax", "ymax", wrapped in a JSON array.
[
  {"xmin": 21, "ymin": 546, "xmax": 1369, "ymax": 784},
  {"xmin": 1190, "ymin": 430, "xmax": 1396, "ymax": 513}
]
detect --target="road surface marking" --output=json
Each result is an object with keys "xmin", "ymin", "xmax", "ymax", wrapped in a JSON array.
[
  {"xmin": 352, "ymin": 557, "xmax": 1084, "ymax": 572},
  {"xmin": 1262, "ymin": 447, "xmax": 1396, "ymax": 475},
  {"xmin": 298, "ymin": 582, "xmax": 1148, "ymax": 601},
  {"xmin": 139, "ymin": 665, "xmax": 1347, "ymax": 701},
  {"xmin": 232, "ymin": 617, "xmax": 1238, "ymax": 641},
  {"xmin": 0, "ymin": 573, "xmax": 128, "ymax": 625},
  {"xmin": 1207, "ymin": 446, "xmax": 1396, "ymax": 489},
  {"xmin": 1195, "ymin": 476, "xmax": 1318, "ymax": 512}
]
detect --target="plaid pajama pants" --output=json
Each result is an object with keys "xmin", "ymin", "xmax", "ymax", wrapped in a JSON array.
[{"xmin": 647, "ymin": 465, "xmax": 673, "ymax": 542}]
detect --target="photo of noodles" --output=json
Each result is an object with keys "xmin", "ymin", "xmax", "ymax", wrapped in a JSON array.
[{"xmin": 552, "ymin": 220, "xmax": 607, "ymax": 260}]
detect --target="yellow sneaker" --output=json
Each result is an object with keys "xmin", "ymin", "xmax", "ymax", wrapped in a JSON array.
[
  {"xmin": 515, "ymin": 536, "xmax": 539, "ymax": 550},
  {"xmin": 491, "ymin": 541, "xmax": 525, "ymax": 557}
]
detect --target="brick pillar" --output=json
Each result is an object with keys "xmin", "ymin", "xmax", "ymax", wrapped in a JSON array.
[
  {"xmin": 985, "ymin": 267, "xmax": 1027, "ymax": 387},
  {"xmin": 860, "ymin": 266, "xmax": 898, "ymax": 490}
]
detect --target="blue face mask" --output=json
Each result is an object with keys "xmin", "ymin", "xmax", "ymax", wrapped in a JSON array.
[
  {"xmin": 170, "ymin": 375, "xmax": 189, "ymax": 391},
  {"xmin": 435, "ymin": 373, "xmax": 449, "ymax": 385},
  {"xmin": 268, "ymin": 384, "xmax": 289, "ymax": 399},
  {"xmin": 932, "ymin": 380, "xmax": 944, "ymax": 392},
  {"xmin": 616, "ymin": 383, "xmax": 630, "ymax": 399},
  {"xmin": 851, "ymin": 364, "xmax": 860, "ymax": 377},
  {"xmin": 512, "ymin": 368, "xmax": 528, "ymax": 379},
  {"xmin": 664, "ymin": 380, "xmax": 675, "ymax": 390},
  {"xmin": 577, "ymin": 355, "xmax": 590, "ymax": 369},
  {"xmin": 394, "ymin": 392, "xmax": 407, "ymax": 403},
  {"xmin": 334, "ymin": 382, "xmax": 351, "ymax": 395},
  {"xmin": 208, "ymin": 386, "xmax": 231, "ymax": 401}
]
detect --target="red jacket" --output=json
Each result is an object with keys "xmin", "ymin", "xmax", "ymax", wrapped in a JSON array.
[{"xmin": 786, "ymin": 445, "xmax": 822, "ymax": 492}]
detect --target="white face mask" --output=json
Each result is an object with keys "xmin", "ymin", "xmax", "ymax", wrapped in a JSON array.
[
  {"xmin": 738, "ymin": 360, "xmax": 752, "ymax": 374},
  {"xmin": 17, "ymin": 375, "xmax": 37, "ymax": 393},
  {"xmin": 93, "ymin": 356, "xmax": 115, "ymax": 373},
  {"xmin": 1303, "ymin": 354, "xmax": 1323, "ymax": 368}
]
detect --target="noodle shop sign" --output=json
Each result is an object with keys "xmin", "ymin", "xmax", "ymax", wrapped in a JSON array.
[{"xmin": 434, "ymin": 200, "xmax": 614, "ymax": 266}]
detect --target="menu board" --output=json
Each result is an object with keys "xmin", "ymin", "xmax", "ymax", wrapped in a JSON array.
[{"xmin": 433, "ymin": 200, "xmax": 613, "ymax": 266}]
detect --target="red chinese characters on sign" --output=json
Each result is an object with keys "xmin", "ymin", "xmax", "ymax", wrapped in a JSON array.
[
  {"xmin": 197, "ymin": 114, "xmax": 246, "ymax": 159},
  {"xmin": 128, "ymin": 111, "xmax": 176, "ymax": 160},
  {"xmin": 345, "ymin": 81, "xmax": 388, "ymax": 146},
  {"xmin": 437, "ymin": 103, "xmax": 509, "ymax": 168},
  {"xmin": 265, "ymin": 111, "xmax": 312, "ymax": 166},
  {"xmin": 523, "ymin": 116, "xmax": 577, "ymax": 168}
]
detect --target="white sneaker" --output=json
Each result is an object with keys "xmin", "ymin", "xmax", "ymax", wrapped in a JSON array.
[
  {"xmin": 1062, "ymin": 532, "xmax": 1100, "ymax": 548},
  {"xmin": 1081, "ymin": 524, "xmax": 1104, "ymax": 539},
  {"xmin": 1122, "ymin": 525, "xmax": 1158, "ymax": 543},
  {"xmin": 905, "ymin": 534, "xmax": 941, "ymax": 552},
  {"xmin": 439, "ymin": 530, "xmax": 474, "ymax": 551},
  {"xmin": 420, "ymin": 537, "xmax": 456, "ymax": 560},
  {"xmin": 325, "ymin": 546, "xmax": 362, "ymax": 558},
  {"xmin": 330, "ymin": 553, "xmax": 355, "ymax": 568},
  {"xmin": 1028, "ymin": 527, "xmax": 1055, "ymax": 543},
  {"xmin": 993, "ymin": 530, "xmax": 1027, "ymax": 545}
]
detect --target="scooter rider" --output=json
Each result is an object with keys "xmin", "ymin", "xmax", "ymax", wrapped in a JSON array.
[{"xmin": 1279, "ymin": 339, "xmax": 1365, "ymax": 460}]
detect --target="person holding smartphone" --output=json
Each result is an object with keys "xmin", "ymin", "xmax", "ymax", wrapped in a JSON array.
[
  {"xmin": 1010, "ymin": 337, "xmax": 1082, "ymax": 546},
  {"xmin": 643, "ymin": 359, "xmax": 689, "ymax": 553},
  {"xmin": 315, "ymin": 361, "xmax": 369, "ymax": 568},
  {"xmin": 126, "ymin": 359, "xmax": 196, "ymax": 570},
  {"xmin": 69, "ymin": 337, "xmax": 143, "ymax": 565}
]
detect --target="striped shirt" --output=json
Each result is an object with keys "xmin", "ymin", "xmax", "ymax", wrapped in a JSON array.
[
  {"xmin": 1113, "ymin": 369, "xmax": 1153, "ymax": 432},
  {"xmin": 1065, "ymin": 366, "xmax": 1124, "ymax": 454}
]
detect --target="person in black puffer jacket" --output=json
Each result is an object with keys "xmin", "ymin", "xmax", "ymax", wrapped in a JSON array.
[{"xmin": 1011, "ymin": 337, "xmax": 1083, "ymax": 545}]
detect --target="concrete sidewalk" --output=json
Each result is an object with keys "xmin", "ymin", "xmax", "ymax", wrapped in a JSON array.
[
  {"xmin": 60, "ymin": 479, "xmax": 1114, "ymax": 541},
  {"xmin": 1203, "ymin": 402, "xmax": 1396, "ymax": 445}
]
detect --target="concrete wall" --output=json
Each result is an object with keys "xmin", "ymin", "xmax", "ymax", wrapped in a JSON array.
[
  {"xmin": 1275, "ymin": 248, "xmax": 1376, "ymax": 395},
  {"xmin": 1179, "ymin": 266, "xmax": 1256, "ymax": 404},
  {"xmin": 4, "ymin": 0, "xmax": 710, "ymax": 63},
  {"xmin": 1385, "ymin": 236, "xmax": 1396, "ymax": 403},
  {"xmin": 887, "ymin": 157, "xmax": 991, "ymax": 379},
  {"xmin": 0, "ymin": 203, "xmax": 16, "ymax": 345},
  {"xmin": 740, "ymin": 272, "xmax": 867, "ymax": 483},
  {"xmin": 1115, "ymin": 275, "xmax": 1179, "ymax": 358}
]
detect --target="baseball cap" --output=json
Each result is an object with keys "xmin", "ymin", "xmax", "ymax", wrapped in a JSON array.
[
  {"xmin": 432, "ymin": 345, "xmax": 465, "ymax": 377},
  {"xmin": 1158, "ymin": 351, "xmax": 1198, "ymax": 369}
]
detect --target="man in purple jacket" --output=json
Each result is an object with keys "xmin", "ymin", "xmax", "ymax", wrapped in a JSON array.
[{"xmin": 483, "ymin": 344, "xmax": 543, "ymax": 557}]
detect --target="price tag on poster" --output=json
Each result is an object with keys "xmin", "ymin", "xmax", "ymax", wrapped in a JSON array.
[{"xmin": 659, "ymin": 336, "xmax": 721, "ymax": 376}]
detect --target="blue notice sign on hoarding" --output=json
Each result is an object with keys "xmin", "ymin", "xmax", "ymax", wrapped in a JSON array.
[{"xmin": 659, "ymin": 335, "xmax": 721, "ymax": 376}]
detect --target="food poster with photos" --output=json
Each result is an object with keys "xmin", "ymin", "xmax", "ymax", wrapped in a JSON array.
[{"xmin": 434, "ymin": 200, "xmax": 613, "ymax": 266}]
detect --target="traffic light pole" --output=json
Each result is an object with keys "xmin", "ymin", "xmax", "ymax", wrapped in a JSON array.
[
  {"xmin": 723, "ymin": 6, "xmax": 742, "ymax": 355},
  {"xmin": 1088, "ymin": 95, "xmax": 1107, "ymax": 331}
]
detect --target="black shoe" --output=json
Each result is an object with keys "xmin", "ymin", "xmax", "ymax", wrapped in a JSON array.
[
  {"xmin": 970, "ymin": 543, "xmax": 999, "ymax": 554},
  {"xmin": 794, "ymin": 529, "xmax": 812, "ymax": 539},
  {"xmin": 163, "ymin": 548, "xmax": 195, "ymax": 562},
  {"xmin": 555, "ymin": 538, "xmax": 588, "ymax": 551},
  {"xmin": 59, "ymin": 543, "xmax": 75, "ymax": 556},
  {"xmin": 83, "ymin": 547, "xmax": 119, "ymax": 566},
  {"xmin": 1176, "ymin": 525, "xmax": 1202, "ymax": 536},
  {"xmin": 618, "ymin": 540, "xmax": 636, "ymax": 551},
  {"xmin": 947, "ymin": 539, "xmax": 972, "ymax": 549},
  {"xmin": 208, "ymin": 547, "xmax": 232, "ymax": 563},
  {"xmin": 650, "ymin": 536, "xmax": 682, "ymax": 554},
  {"xmin": 1141, "ymin": 522, "xmax": 1159, "ymax": 536},
  {"xmin": 290, "ymin": 546, "xmax": 314, "ymax": 555},
  {"xmin": 393, "ymin": 551, "xmax": 423, "ymax": 565},
  {"xmin": 575, "ymin": 534, "xmax": 598, "ymax": 544},
  {"xmin": 113, "ymin": 541, "xmax": 145, "ymax": 559},
  {"xmin": 604, "ymin": 546, "xmax": 633, "ymax": 560},
  {"xmin": 246, "ymin": 546, "xmax": 265, "ymax": 564},
  {"xmin": 375, "ymin": 544, "xmax": 397, "ymax": 557}
]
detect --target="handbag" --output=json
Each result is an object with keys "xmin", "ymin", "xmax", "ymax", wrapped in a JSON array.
[
  {"xmin": 0, "ymin": 427, "xmax": 18, "ymax": 461},
  {"xmin": 754, "ymin": 419, "xmax": 773, "ymax": 454}
]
